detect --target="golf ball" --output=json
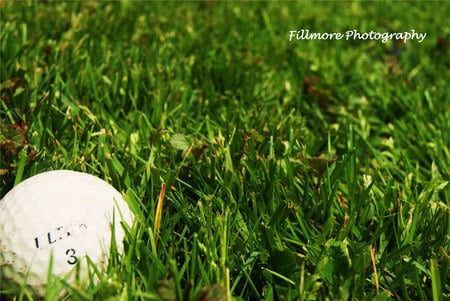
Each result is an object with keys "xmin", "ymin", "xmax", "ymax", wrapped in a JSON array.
[{"xmin": 0, "ymin": 170, "xmax": 134, "ymax": 296}]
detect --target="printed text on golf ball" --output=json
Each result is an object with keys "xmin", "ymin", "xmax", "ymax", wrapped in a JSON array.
[{"xmin": 33, "ymin": 222, "xmax": 89, "ymax": 264}]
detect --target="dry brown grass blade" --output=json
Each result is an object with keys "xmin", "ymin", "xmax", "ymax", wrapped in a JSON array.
[{"xmin": 154, "ymin": 182, "xmax": 166, "ymax": 249}]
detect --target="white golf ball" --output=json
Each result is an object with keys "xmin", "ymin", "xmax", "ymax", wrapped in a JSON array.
[{"xmin": 0, "ymin": 170, "xmax": 134, "ymax": 296}]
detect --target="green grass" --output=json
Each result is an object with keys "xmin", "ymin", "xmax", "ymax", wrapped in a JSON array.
[{"xmin": 1, "ymin": 1, "xmax": 449, "ymax": 300}]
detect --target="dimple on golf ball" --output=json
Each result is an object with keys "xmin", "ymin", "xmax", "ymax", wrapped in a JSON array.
[{"xmin": 0, "ymin": 170, "xmax": 134, "ymax": 296}]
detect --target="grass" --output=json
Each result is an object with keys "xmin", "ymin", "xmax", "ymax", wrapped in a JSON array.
[{"xmin": 1, "ymin": 1, "xmax": 449, "ymax": 300}]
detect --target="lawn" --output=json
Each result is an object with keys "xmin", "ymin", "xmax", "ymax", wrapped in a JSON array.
[{"xmin": 1, "ymin": 1, "xmax": 449, "ymax": 300}]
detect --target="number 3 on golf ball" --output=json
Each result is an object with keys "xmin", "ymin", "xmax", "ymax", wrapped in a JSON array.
[{"xmin": 0, "ymin": 170, "xmax": 134, "ymax": 296}]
